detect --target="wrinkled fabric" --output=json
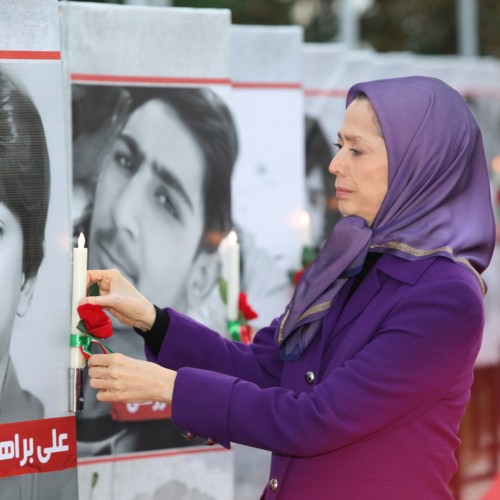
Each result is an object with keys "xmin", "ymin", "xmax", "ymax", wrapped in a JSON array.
[{"xmin": 155, "ymin": 254, "xmax": 484, "ymax": 499}]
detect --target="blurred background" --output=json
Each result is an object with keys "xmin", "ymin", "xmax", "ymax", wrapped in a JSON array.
[{"xmin": 68, "ymin": 0, "xmax": 500, "ymax": 56}]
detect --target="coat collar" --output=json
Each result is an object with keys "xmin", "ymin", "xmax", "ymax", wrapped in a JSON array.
[
  {"xmin": 376, "ymin": 253, "xmax": 436, "ymax": 284},
  {"xmin": 334, "ymin": 254, "xmax": 435, "ymax": 333}
]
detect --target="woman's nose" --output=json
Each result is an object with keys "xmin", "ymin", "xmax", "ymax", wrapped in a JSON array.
[{"xmin": 328, "ymin": 153, "xmax": 343, "ymax": 176}]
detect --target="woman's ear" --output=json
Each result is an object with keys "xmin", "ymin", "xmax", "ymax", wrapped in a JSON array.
[
  {"xmin": 185, "ymin": 251, "xmax": 221, "ymax": 311},
  {"xmin": 16, "ymin": 274, "xmax": 37, "ymax": 317}
]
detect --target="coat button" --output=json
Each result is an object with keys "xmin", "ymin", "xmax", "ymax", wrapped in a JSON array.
[
  {"xmin": 203, "ymin": 437, "xmax": 216, "ymax": 446},
  {"xmin": 269, "ymin": 478, "xmax": 279, "ymax": 492},
  {"xmin": 182, "ymin": 431, "xmax": 196, "ymax": 441},
  {"xmin": 305, "ymin": 371, "xmax": 315, "ymax": 384}
]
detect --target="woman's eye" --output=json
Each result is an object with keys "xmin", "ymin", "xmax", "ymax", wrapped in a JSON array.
[
  {"xmin": 334, "ymin": 143, "xmax": 360, "ymax": 156},
  {"xmin": 155, "ymin": 188, "xmax": 179, "ymax": 219}
]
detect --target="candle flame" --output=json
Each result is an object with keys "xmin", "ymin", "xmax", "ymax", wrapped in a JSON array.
[
  {"xmin": 78, "ymin": 233, "xmax": 86, "ymax": 249},
  {"xmin": 492, "ymin": 156, "xmax": 500, "ymax": 173},
  {"xmin": 228, "ymin": 230, "xmax": 238, "ymax": 245},
  {"xmin": 299, "ymin": 211, "xmax": 310, "ymax": 226}
]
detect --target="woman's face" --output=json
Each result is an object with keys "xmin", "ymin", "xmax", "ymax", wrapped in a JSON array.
[
  {"xmin": 0, "ymin": 203, "xmax": 32, "ymax": 354},
  {"xmin": 329, "ymin": 98, "xmax": 388, "ymax": 227}
]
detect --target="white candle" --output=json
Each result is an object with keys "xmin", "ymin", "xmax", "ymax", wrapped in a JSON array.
[
  {"xmin": 70, "ymin": 233, "xmax": 88, "ymax": 369},
  {"xmin": 299, "ymin": 211, "xmax": 312, "ymax": 247},
  {"xmin": 226, "ymin": 231, "xmax": 240, "ymax": 322}
]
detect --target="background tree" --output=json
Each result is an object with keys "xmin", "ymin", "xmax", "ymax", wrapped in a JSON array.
[{"xmin": 66, "ymin": 0, "xmax": 500, "ymax": 57}]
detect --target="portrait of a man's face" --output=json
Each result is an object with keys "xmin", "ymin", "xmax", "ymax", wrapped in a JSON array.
[
  {"xmin": 0, "ymin": 67, "xmax": 50, "ymax": 423},
  {"xmin": 89, "ymin": 98, "xmax": 207, "ymax": 311},
  {"xmin": 0, "ymin": 203, "xmax": 33, "ymax": 355},
  {"xmin": 73, "ymin": 85, "xmax": 238, "ymax": 331},
  {"xmin": 0, "ymin": 63, "xmax": 78, "ymax": 499},
  {"xmin": 72, "ymin": 84, "xmax": 239, "ymax": 454},
  {"xmin": 305, "ymin": 115, "xmax": 341, "ymax": 249}
]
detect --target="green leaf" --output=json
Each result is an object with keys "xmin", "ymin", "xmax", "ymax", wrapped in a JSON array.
[
  {"xmin": 87, "ymin": 282, "xmax": 100, "ymax": 297},
  {"xmin": 302, "ymin": 246, "xmax": 318, "ymax": 267},
  {"xmin": 76, "ymin": 319, "xmax": 91, "ymax": 336}
]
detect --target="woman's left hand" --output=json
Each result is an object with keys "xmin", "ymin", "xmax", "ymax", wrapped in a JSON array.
[{"xmin": 88, "ymin": 353, "xmax": 176, "ymax": 404}]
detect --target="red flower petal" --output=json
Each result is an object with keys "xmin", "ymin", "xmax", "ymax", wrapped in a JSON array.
[
  {"xmin": 240, "ymin": 324, "xmax": 253, "ymax": 344},
  {"xmin": 77, "ymin": 303, "xmax": 114, "ymax": 339},
  {"xmin": 238, "ymin": 292, "xmax": 258, "ymax": 321},
  {"xmin": 293, "ymin": 269, "xmax": 304, "ymax": 285}
]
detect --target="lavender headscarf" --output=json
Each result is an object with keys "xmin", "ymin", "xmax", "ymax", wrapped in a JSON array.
[{"xmin": 277, "ymin": 76, "xmax": 496, "ymax": 361}]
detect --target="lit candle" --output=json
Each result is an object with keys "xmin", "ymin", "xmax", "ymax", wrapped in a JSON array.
[
  {"xmin": 226, "ymin": 231, "xmax": 240, "ymax": 322},
  {"xmin": 299, "ymin": 211, "xmax": 312, "ymax": 248},
  {"xmin": 69, "ymin": 233, "xmax": 87, "ymax": 368},
  {"xmin": 70, "ymin": 233, "xmax": 88, "ymax": 368},
  {"xmin": 69, "ymin": 233, "xmax": 87, "ymax": 412}
]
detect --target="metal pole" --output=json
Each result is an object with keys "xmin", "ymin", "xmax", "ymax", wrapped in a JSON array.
[
  {"xmin": 457, "ymin": 0, "xmax": 478, "ymax": 56},
  {"xmin": 339, "ymin": 0, "xmax": 359, "ymax": 50}
]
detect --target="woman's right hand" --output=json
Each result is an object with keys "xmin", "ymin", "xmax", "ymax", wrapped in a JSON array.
[{"xmin": 81, "ymin": 269, "xmax": 156, "ymax": 332}]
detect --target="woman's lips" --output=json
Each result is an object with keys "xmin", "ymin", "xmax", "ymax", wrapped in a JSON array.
[{"xmin": 335, "ymin": 187, "xmax": 353, "ymax": 198}]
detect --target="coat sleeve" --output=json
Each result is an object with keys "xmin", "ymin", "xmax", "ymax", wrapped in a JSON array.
[
  {"xmin": 171, "ymin": 276, "xmax": 484, "ymax": 453},
  {"xmin": 146, "ymin": 308, "xmax": 284, "ymax": 389}
]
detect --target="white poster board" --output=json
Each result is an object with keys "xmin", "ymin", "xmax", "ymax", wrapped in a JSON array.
[
  {"xmin": 230, "ymin": 25, "xmax": 303, "ymax": 325},
  {"xmin": 229, "ymin": 24, "xmax": 304, "ymax": 500},
  {"xmin": 61, "ymin": 2, "xmax": 234, "ymax": 497},
  {"xmin": 0, "ymin": 0, "xmax": 78, "ymax": 498}
]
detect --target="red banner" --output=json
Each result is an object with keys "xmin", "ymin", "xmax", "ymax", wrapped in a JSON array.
[
  {"xmin": 110, "ymin": 402, "xmax": 171, "ymax": 422},
  {"xmin": 0, "ymin": 416, "xmax": 77, "ymax": 478}
]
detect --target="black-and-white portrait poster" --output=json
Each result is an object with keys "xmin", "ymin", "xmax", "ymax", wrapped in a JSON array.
[
  {"xmin": 459, "ymin": 59, "xmax": 500, "ymax": 367},
  {"xmin": 229, "ymin": 25, "xmax": 304, "ymax": 500},
  {"xmin": 301, "ymin": 43, "xmax": 346, "ymax": 251},
  {"xmin": 0, "ymin": 0, "xmax": 78, "ymax": 498},
  {"xmin": 61, "ymin": 3, "xmax": 233, "ymax": 499},
  {"xmin": 230, "ymin": 26, "xmax": 303, "ymax": 327},
  {"xmin": 371, "ymin": 53, "xmax": 500, "ymax": 367}
]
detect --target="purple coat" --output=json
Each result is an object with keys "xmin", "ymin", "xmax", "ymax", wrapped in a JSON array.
[{"xmin": 146, "ymin": 254, "xmax": 484, "ymax": 499}]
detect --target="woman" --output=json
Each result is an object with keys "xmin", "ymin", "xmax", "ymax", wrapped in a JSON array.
[{"xmin": 84, "ymin": 76, "xmax": 495, "ymax": 499}]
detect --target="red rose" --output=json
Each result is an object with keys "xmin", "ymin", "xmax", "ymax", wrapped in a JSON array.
[
  {"xmin": 240, "ymin": 324, "xmax": 253, "ymax": 345},
  {"xmin": 293, "ymin": 268, "xmax": 304, "ymax": 285},
  {"xmin": 77, "ymin": 303, "xmax": 113, "ymax": 339},
  {"xmin": 238, "ymin": 292, "xmax": 258, "ymax": 321}
]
